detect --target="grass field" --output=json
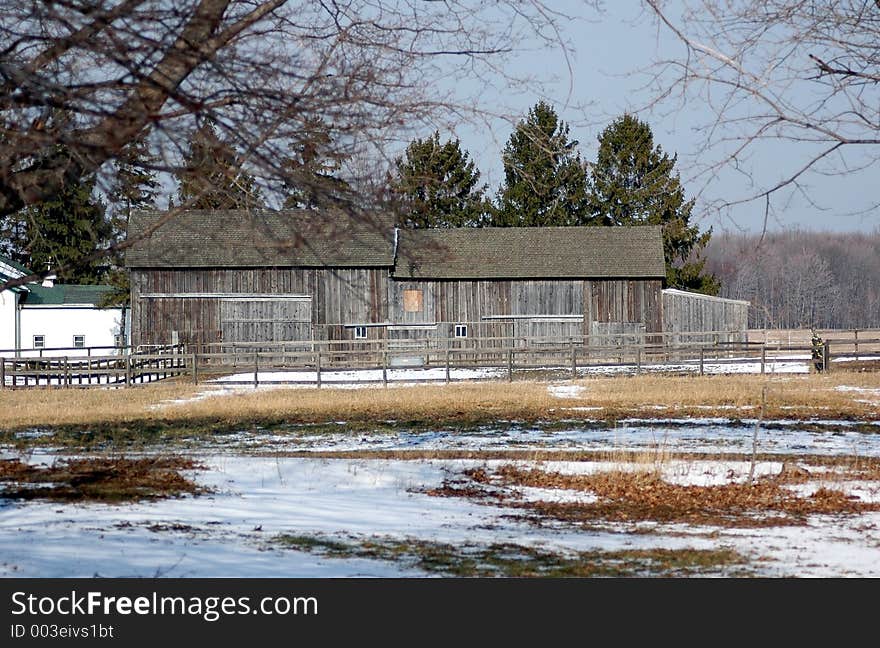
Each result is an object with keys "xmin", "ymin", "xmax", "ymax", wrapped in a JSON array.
[{"xmin": 1, "ymin": 372, "xmax": 878, "ymax": 434}]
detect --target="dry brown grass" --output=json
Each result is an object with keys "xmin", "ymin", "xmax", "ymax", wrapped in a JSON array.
[
  {"xmin": 469, "ymin": 464, "xmax": 880, "ymax": 528},
  {"xmin": 0, "ymin": 456, "xmax": 205, "ymax": 502},
  {"xmin": 0, "ymin": 371, "xmax": 878, "ymax": 430}
]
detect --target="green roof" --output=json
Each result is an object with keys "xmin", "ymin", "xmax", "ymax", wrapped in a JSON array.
[
  {"xmin": 393, "ymin": 226, "xmax": 666, "ymax": 279},
  {"xmin": 21, "ymin": 283, "xmax": 116, "ymax": 306},
  {"xmin": 125, "ymin": 209, "xmax": 395, "ymax": 268}
]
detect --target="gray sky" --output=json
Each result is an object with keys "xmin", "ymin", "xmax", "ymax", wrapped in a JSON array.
[{"xmin": 446, "ymin": 1, "xmax": 878, "ymax": 235}]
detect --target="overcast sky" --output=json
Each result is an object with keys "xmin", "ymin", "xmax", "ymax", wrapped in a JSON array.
[{"xmin": 445, "ymin": 1, "xmax": 878, "ymax": 235}]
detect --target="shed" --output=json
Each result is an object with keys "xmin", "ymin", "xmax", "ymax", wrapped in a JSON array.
[{"xmin": 662, "ymin": 288, "xmax": 750, "ymax": 345}]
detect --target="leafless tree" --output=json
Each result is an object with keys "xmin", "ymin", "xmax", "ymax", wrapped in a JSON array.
[
  {"xmin": 641, "ymin": 0, "xmax": 880, "ymax": 229},
  {"xmin": 0, "ymin": 0, "xmax": 589, "ymax": 288},
  {"xmin": 707, "ymin": 229, "xmax": 880, "ymax": 328}
]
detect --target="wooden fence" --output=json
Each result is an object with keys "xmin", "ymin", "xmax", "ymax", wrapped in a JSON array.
[{"xmin": 1, "ymin": 330, "xmax": 877, "ymax": 389}]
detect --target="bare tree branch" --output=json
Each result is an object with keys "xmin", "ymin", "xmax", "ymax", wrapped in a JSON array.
[{"xmin": 641, "ymin": 0, "xmax": 880, "ymax": 220}]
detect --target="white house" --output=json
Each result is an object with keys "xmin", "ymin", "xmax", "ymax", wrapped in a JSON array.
[{"xmin": 0, "ymin": 255, "xmax": 128, "ymax": 357}]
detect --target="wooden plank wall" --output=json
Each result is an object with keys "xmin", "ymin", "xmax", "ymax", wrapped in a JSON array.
[
  {"xmin": 662, "ymin": 290, "xmax": 748, "ymax": 344},
  {"xmin": 586, "ymin": 279, "xmax": 663, "ymax": 335},
  {"xmin": 131, "ymin": 269, "xmax": 664, "ymax": 347},
  {"xmin": 131, "ymin": 268, "xmax": 389, "ymax": 347}
]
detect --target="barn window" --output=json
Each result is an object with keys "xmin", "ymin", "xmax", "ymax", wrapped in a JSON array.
[
  {"xmin": 33, "ymin": 335, "xmax": 45, "ymax": 349},
  {"xmin": 454, "ymin": 324, "xmax": 468, "ymax": 338},
  {"xmin": 73, "ymin": 335, "xmax": 85, "ymax": 348},
  {"xmin": 403, "ymin": 289, "xmax": 423, "ymax": 312},
  {"xmin": 353, "ymin": 326, "xmax": 368, "ymax": 339}
]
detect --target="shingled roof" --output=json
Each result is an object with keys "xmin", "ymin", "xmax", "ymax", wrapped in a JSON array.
[
  {"xmin": 125, "ymin": 209, "xmax": 395, "ymax": 268},
  {"xmin": 20, "ymin": 284, "xmax": 116, "ymax": 306},
  {"xmin": 393, "ymin": 226, "xmax": 665, "ymax": 279}
]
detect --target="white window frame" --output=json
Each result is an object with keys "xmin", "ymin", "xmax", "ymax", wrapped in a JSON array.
[
  {"xmin": 33, "ymin": 335, "xmax": 45, "ymax": 349},
  {"xmin": 73, "ymin": 334, "xmax": 85, "ymax": 348},
  {"xmin": 353, "ymin": 326, "xmax": 368, "ymax": 339},
  {"xmin": 454, "ymin": 324, "xmax": 468, "ymax": 338}
]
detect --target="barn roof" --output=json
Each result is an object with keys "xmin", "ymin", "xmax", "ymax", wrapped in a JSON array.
[
  {"xmin": 125, "ymin": 209, "xmax": 395, "ymax": 268},
  {"xmin": 393, "ymin": 226, "xmax": 666, "ymax": 279}
]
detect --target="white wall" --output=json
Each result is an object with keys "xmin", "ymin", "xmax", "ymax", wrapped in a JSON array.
[
  {"xmin": 18, "ymin": 306, "xmax": 124, "ymax": 357},
  {"xmin": 0, "ymin": 290, "xmax": 17, "ymax": 352}
]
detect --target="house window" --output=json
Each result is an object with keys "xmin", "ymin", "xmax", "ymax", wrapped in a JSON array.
[
  {"xmin": 454, "ymin": 324, "xmax": 468, "ymax": 338},
  {"xmin": 353, "ymin": 326, "xmax": 368, "ymax": 339},
  {"xmin": 73, "ymin": 335, "xmax": 85, "ymax": 349},
  {"xmin": 33, "ymin": 335, "xmax": 45, "ymax": 349},
  {"xmin": 403, "ymin": 289, "xmax": 423, "ymax": 313}
]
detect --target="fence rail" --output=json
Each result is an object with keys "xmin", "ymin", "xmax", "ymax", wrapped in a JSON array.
[{"xmin": 2, "ymin": 329, "xmax": 877, "ymax": 389}]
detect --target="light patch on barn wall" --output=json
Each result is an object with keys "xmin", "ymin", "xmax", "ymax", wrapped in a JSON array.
[{"xmin": 403, "ymin": 289, "xmax": 423, "ymax": 313}]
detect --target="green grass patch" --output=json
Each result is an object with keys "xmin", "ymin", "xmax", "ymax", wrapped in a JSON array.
[{"xmin": 274, "ymin": 534, "xmax": 752, "ymax": 577}]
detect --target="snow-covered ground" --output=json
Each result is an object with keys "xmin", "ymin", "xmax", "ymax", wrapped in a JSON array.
[
  {"xmin": 206, "ymin": 354, "xmax": 815, "ymax": 388},
  {"xmin": 3, "ymin": 417, "xmax": 880, "ymax": 577}
]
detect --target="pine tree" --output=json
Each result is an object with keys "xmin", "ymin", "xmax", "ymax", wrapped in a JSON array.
[
  {"xmin": 177, "ymin": 122, "xmax": 263, "ymax": 209},
  {"xmin": 25, "ymin": 172, "xmax": 113, "ymax": 284},
  {"xmin": 282, "ymin": 120, "xmax": 350, "ymax": 209},
  {"xmin": 494, "ymin": 101, "xmax": 590, "ymax": 227},
  {"xmin": 110, "ymin": 138, "xmax": 160, "ymax": 218},
  {"xmin": 103, "ymin": 139, "xmax": 159, "ymax": 306},
  {"xmin": 388, "ymin": 132, "xmax": 490, "ymax": 228},
  {"xmin": 588, "ymin": 114, "xmax": 719, "ymax": 295}
]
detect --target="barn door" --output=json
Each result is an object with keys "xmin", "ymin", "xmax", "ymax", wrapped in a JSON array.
[{"xmin": 220, "ymin": 298, "xmax": 312, "ymax": 343}]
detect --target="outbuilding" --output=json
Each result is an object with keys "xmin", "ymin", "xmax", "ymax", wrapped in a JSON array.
[{"xmin": 125, "ymin": 209, "xmax": 746, "ymax": 349}]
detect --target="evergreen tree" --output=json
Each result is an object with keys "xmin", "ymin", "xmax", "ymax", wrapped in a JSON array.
[
  {"xmin": 102, "ymin": 138, "xmax": 160, "ymax": 306},
  {"xmin": 282, "ymin": 120, "xmax": 350, "ymax": 209},
  {"xmin": 388, "ymin": 132, "xmax": 490, "ymax": 228},
  {"xmin": 110, "ymin": 138, "xmax": 160, "ymax": 218},
  {"xmin": 588, "ymin": 114, "xmax": 719, "ymax": 295},
  {"xmin": 177, "ymin": 122, "xmax": 263, "ymax": 209},
  {"xmin": 494, "ymin": 101, "xmax": 590, "ymax": 227},
  {"xmin": 25, "ymin": 171, "xmax": 113, "ymax": 284}
]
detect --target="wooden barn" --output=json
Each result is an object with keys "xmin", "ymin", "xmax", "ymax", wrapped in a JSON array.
[{"xmin": 126, "ymin": 209, "xmax": 740, "ymax": 350}]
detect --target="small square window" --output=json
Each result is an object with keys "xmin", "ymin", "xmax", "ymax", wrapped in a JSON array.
[
  {"xmin": 73, "ymin": 335, "xmax": 85, "ymax": 348},
  {"xmin": 353, "ymin": 326, "xmax": 368, "ymax": 339},
  {"xmin": 33, "ymin": 335, "xmax": 45, "ymax": 349},
  {"xmin": 454, "ymin": 324, "xmax": 468, "ymax": 338}
]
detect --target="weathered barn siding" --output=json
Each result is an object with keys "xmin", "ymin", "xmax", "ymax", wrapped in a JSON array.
[
  {"xmin": 662, "ymin": 288, "xmax": 749, "ymax": 344},
  {"xmin": 126, "ymin": 211, "xmax": 674, "ymax": 349},
  {"xmin": 130, "ymin": 268, "xmax": 389, "ymax": 348},
  {"xmin": 132, "ymin": 270, "xmax": 665, "ymax": 348},
  {"xmin": 586, "ymin": 279, "xmax": 663, "ymax": 334}
]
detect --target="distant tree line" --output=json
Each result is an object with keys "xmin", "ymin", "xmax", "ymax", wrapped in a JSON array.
[{"xmin": 706, "ymin": 230, "xmax": 880, "ymax": 330}]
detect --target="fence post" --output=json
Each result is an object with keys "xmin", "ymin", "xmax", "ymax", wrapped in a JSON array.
[
  {"xmin": 823, "ymin": 340, "xmax": 830, "ymax": 373},
  {"xmin": 253, "ymin": 352, "xmax": 259, "ymax": 389},
  {"xmin": 854, "ymin": 329, "xmax": 859, "ymax": 356},
  {"xmin": 316, "ymin": 351, "xmax": 322, "ymax": 389},
  {"xmin": 125, "ymin": 355, "xmax": 132, "ymax": 386},
  {"xmin": 699, "ymin": 347, "xmax": 704, "ymax": 376},
  {"xmin": 64, "ymin": 356, "xmax": 70, "ymax": 388},
  {"xmin": 570, "ymin": 340, "xmax": 577, "ymax": 379},
  {"xmin": 636, "ymin": 347, "xmax": 642, "ymax": 375},
  {"xmin": 382, "ymin": 351, "xmax": 388, "ymax": 387},
  {"xmin": 760, "ymin": 345, "xmax": 766, "ymax": 374},
  {"xmin": 507, "ymin": 349, "xmax": 513, "ymax": 382},
  {"xmin": 191, "ymin": 353, "xmax": 198, "ymax": 385},
  {"xmin": 445, "ymin": 349, "xmax": 450, "ymax": 384}
]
